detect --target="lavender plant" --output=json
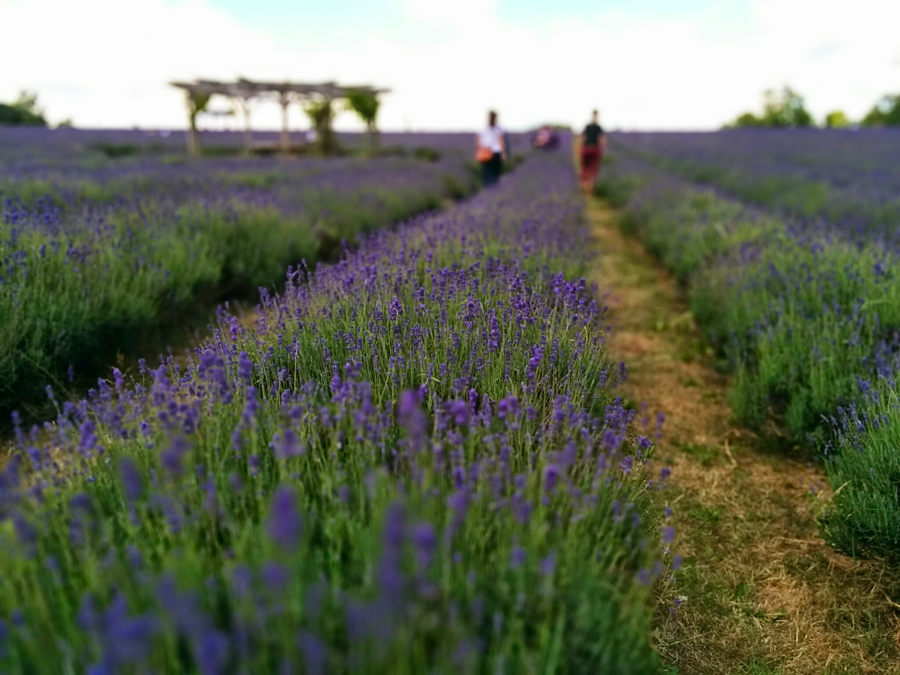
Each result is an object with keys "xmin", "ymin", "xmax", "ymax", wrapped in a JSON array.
[
  {"xmin": 598, "ymin": 138, "xmax": 900, "ymax": 562},
  {"xmin": 1, "ymin": 144, "xmax": 478, "ymax": 419},
  {"xmin": 0, "ymin": 151, "xmax": 668, "ymax": 673}
]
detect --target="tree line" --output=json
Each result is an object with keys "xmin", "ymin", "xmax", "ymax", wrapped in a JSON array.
[
  {"xmin": 0, "ymin": 91, "xmax": 48, "ymax": 126},
  {"xmin": 725, "ymin": 87, "xmax": 900, "ymax": 129}
]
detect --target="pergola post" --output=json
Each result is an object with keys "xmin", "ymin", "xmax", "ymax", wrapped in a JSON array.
[
  {"xmin": 279, "ymin": 91, "xmax": 291, "ymax": 155},
  {"xmin": 237, "ymin": 97, "xmax": 253, "ymax": 154},
  {"xmin": 185, "ymin": 97, "xmax": 200, "ymax": 157}
]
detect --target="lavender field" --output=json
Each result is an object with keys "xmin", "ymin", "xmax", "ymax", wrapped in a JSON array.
[
  {"xmin": 6, "ymin": 121, "xmax": 900, "ymax": 673},
  {"xmin": 1, "ymin": 130, "xmax": 483, "ymax": 419},
  {"xmin": 0, "ymin": 131, "xmax": 678, "ymax": 673},
  {"xmin": 601, "ymin": 131, "xmax": 900, "ymax": 573}
]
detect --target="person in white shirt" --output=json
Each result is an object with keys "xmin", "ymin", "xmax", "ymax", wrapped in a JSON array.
[{"xmin": 475, "ymin": 110, "xmax": 508, "ymax": 187}]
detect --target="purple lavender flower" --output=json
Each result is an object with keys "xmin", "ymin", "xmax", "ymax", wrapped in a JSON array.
[
  {"xmin": 540, "ymin": 551, "xmax": 557, "ymax": 577},
  {"xmin": 266, "ymin": 485, "xmax": 302, "ymax": 552},
  {"xmin": 398, "ymin": 389, "xmax": 427, "ymax": 445},
  {"xmin": 237, "ymin": 351, "xmax": 253, "ymax": 384},
  {"xmin": 118, "ymin": 456, "xmax": 144, "ymax": 502},
  {"xmin": 542, "ymin": 463, "xmax": 560, "ymax": 494},
  {"xmin": 298, "ymin": 631, "xmax": 328, "ymax": 675},
  {"xmin": 261, "ymin": 561, "xmax": 290, "ymax": 592},
  {"xmin": 662, "ymin": 526, "xmax": 676, "ymax": 544},
  {"xmin": 195, "ymin": 629, "xmax": 229, "ymax": 675},
  {"xmin": 271, "ymin": 428, "xmax": 304, "ymax": 460},
  {"xmin": 412, "ymin": 521, "xmax": 437, "ymax": 573},
  {"xmin": 510, "ymin": 544, "xmax": 526, "ymax": 570}
]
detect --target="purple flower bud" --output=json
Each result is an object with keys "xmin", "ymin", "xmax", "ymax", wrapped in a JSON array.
[
  {"xmin": 271, "ymin": 428, "xmax": 303, "ymax": 460},
  {"xmin": 237, "ymin": 351, "xmax": 253, "ymax": 384},
  {"xmin": 510, "ymin": 544, "xmax": 526, "ymax": 570},
  {"xmin": 412, "ymin": 521, "xmax": 437, "ymax": 573},
  {"xmin": 261, "ymin": 561, "xmax": 289, "ymax": 592},
  {"xmin": 398, "ymin": 390, "xmax": 427, "ymax": 444},
  {"xmin": 540, "ymin": 551, "xmax": 556, "ymax": 577},
  {"xmin": 196, "ymin": 630, "xmax": 229, "ymax": 675},
  {"xmin": 542, "ymin": 463, "xmax": 559, "ymax": 494},
  {"xmin": 266, "ymin": 485, "xmax": 302, "ymax": 552},
  {"xmin": 298, "ymin": 632, "xmax": 328, "ymax": 675},
  {"xmin": 662, "ymin": 526, "xmax": 676, "ymax": 544}
]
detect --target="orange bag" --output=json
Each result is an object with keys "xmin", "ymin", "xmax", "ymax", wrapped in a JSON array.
[{"xmin": 476, "ymin": 146, "xmax": 493, "ymax": 163}]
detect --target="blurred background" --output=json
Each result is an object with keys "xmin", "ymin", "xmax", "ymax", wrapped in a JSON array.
[{"xmin": 1, "ymin": 0, "xmax": 898, "ymax": 132}]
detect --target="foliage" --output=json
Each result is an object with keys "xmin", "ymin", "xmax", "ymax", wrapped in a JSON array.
[
  {"xmin": 726, "ymin": 87, "xmax": 814, "ymax": 129},
  {"xmin": 90, "ymin": 142, "xmax": 141, "ymax": 158},
  {"xmin": 187, "ymin": 91, "xmax": 211, "ymax": 130},
  {"xmin": 346, "ymin": 90, "xmax": 382, "ymax": 154},
  {"xmin": 345, "ymin": 90, "xmax": 380, "ymax": 129},
  {"xmin": 304, "ymin": 98, "xmax": 338, "ymax": 155},
  {"xmin": 824, "ymin": 110, "xmax": 850, "ymax": 128},
  {"xmin": 861, "ymin": 94, "xmax": 900, "ymax": 127},
  {"xmin": 0, "ymin": 91, "xmax": 47, "ymax": 126},
  {"xmin": 728, "ymin": 112, "xmax": 764, "ymax": 128}
]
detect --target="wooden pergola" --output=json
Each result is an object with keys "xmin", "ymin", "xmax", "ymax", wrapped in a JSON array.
[{"xmin": 170, "ymin": 78, "xmax": 390, "ymax": 156}]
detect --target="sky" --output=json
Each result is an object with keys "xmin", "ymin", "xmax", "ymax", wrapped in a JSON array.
[{"xmin": 1, "ymin": 0, "xmax": 898, "ymax": 132}]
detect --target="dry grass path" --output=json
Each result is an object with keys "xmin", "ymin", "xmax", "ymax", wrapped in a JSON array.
[{"xmin": 586, "ymin": 198, "xmax": 900, "ymax": 674}]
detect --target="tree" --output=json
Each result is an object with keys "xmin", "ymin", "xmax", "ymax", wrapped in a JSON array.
[
  {"xmin": 14, "ymin": 91, "xmax": 44, "ymax": 117},
  {"xmin": 760, "ymin": 87, "xmax": 814, "ymax": 127},
  {"xmin": 345, "ymin": 90, "xmax": 382, "ymax": 155},
  {"xmin": 861, "ymin": 94, "xmax": 900, "ymax": 127},
  {"xmin": 0, "ymin": 90, "xmax": 47, "ymax": 126},
  {"xmin": 726, "ymin": 86, "xmax": 814, "ymax": 129},
  {"xmin": 304, "ymin": 98, "xmax": 337, "ymax": 156},
  {"xmin": 824, "ymin": 111, "xmax": 850, "ymax": 128},
  {"xmin": 185, "ymin": 90, "xmax": 211, "ymax": 156},
  {"xmin": 726, "ymin": 112, "xmax": 762, "ymax": 128}
]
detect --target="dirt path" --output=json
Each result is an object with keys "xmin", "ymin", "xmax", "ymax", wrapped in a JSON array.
[{"xmin": 586, "ymin": 199, "xmax": 900, "ymax": 674}]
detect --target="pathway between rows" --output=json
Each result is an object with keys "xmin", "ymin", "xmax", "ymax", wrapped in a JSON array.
[{"xmin": 586, "ymin": 198, "xmax": 900, "ymax": 674}]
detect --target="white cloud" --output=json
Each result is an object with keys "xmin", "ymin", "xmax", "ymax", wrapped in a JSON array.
[
  {"xmin": 403, "ymin": 0, "xmax": 498, "ymax": 27},
  {"xmin": 0, "ymin": 0, "xmax": 898, "ymax": 131}
]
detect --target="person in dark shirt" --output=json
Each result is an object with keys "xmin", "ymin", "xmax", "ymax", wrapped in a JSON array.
[{"xmin": 579, "ymin": 110, "xmax": 607, "ymax": 193}]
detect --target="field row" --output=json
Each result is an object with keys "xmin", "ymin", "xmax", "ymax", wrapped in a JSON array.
[
  {"xmin": 0, "ymin": 150, "xmax": 672, "ymax": 672},
  {"xmin": 1, "ymin": 150, "xmax": 480, "ymax": 419},
  {"xmin": 599, "ymin": 133, "xmax": 900, "ymax": 562}
]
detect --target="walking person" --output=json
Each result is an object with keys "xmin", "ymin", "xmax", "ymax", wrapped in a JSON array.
[
  {"xmin": 476, "ymin": 111, "xmax": 507, "ymax": 187},
  {"xmin": 579, "ymin": 110, "xmax": 606, "ymax": 193}
]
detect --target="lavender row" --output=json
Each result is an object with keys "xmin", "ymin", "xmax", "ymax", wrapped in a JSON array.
[
  {"xmin": 598, "ymin": 146, "xmax": 900, "ymax": 562},
  {"xmin": 0, "ymin": 150, "xmax": 670, "ymax": 672},
  {"xmin": 612, "ymin": 129, "xmax": 900, "ymax": 234},
  {"xmin": 1, "ymin": 145, "xmax": 478, "ymax": 418}
]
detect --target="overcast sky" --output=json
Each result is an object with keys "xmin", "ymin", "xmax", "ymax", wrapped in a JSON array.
[{"xmin": 1, "ymin": 0, "xmax": 898, "ymax": 131}]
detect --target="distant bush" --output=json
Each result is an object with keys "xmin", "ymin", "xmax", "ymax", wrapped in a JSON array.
[
  {"xmin": 824, "ymin": 111, "xmax": 850, "ymax": 128},
  {"xmin": 412, "ymin": 145, "xmax": 441, "ymax": 162},
  {"xmin": 90, "ymin": 142, "xmax": 141, "ymax": 158},
  {"xmin": 379, "ymin": 145, "xmax": 409, "ymax": 158},
  {"xmin": 726, "ymin": 87, "xmax": 814, "ymax": 129},
  {"xmin": 0, "ymin": 103, "xmax": 46, "ymax": 126},
  {"xmin": 861, "ymin": 94, "xmax": 900, "ymax": 127},
  {"xmin": 0, "ymin": 90, "xmax": 48, "ymax": 126}
]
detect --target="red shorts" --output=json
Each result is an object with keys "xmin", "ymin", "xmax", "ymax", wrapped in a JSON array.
[{"xmin": 580, "ymin": 145, "xmax": 603, "ymax": 180}]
